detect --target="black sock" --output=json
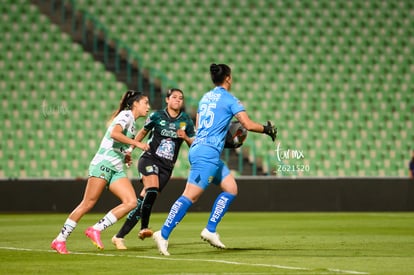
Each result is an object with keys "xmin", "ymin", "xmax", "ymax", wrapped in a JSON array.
[
  {"xmin": 115, "ymin": 196, "xmax": 144, "ymax": 238},
  {"xmin": 141, "ymin": 187, "xmax": 158, "ymax": 229}
]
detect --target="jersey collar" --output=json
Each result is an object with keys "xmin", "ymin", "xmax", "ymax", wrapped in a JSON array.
[{"xmin": 164, "ymin": 108, "xmax": 182, "ymax": 120}]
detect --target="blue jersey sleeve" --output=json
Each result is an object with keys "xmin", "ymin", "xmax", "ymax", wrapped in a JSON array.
[{"xmin": 230, "ymin": 95, "xmax": 245, "ymax": 116}]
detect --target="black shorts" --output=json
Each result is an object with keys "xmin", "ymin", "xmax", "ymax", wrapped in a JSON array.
[{"xmin": 137, "ymin": 155, "xmax": 173, "ymax": 192}]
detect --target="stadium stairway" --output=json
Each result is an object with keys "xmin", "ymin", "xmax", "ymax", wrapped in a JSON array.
[{"xmin": 32, "ymin": 0, "xmax": 164, "ymax": 110}]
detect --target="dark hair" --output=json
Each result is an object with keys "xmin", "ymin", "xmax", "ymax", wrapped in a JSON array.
[
  {"xmin": 210, "ymin": 63, "xmax": 231, "ymax": 85},
  {"xmin": 109, "ymin": 90, "xmax": 146, "ymax": 122},
  {"xmin": 166, "ymin": 88, "xmax": 183, "ymax": 98}
]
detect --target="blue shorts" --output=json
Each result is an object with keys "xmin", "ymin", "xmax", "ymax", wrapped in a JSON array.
[{"xmin": 187, "ymin": 144, "xmax": 231, "ymax": 190}]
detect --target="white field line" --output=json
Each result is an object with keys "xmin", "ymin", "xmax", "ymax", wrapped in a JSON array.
[{"xmin": 0, "ymin": 246, "xmax": 369, "ymax": 274}]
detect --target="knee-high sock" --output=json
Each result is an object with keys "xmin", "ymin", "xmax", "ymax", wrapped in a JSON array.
[
  {"xmin": 161, "ymin": 196, "xmax": 192, "ymax": 239},
  {"xmin": 56, "ymin": 218, "xmax": 77, "ymax": 242},
  {"xmin": 115, "ymin": 196, "xmax": 144, "ymax": 238},
  {"xmin": 206, "ymin": 192, "xmax": 236, "ymax": 233},
  {"xmin": 140, "ymin": 187, "xmax": 158, "ymax": 229},
  {"xmin": 92, "ymin": 211, "xmax": 118, "ymax": 231}
]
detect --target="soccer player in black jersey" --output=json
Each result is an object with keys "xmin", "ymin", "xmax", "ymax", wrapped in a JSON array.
[{"xmin": 112, "ymin": 88, "xmax": 195, "ymax": 249}]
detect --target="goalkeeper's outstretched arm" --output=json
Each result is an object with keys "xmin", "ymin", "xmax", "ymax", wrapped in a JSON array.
[{"xmin": 235, "ymin": 111, "xmax": 277, "ymax": 141}]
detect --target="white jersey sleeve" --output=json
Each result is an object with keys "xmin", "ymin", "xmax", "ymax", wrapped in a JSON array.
[
  {"xmin": 113, "ymin": 110, "xmax": 134, "ymax": 131},
  {"xmin": 90, "ymin": 110, "xmax": 136, "ymax": 171}
]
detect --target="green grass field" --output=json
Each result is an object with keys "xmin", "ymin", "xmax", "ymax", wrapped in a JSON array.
[{"xmin": 1, "ymin": 212, "xmax": 414, "ymax": 275}]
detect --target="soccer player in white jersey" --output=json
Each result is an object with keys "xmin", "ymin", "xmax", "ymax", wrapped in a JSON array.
[{"xmin": 51, "ymin": 90, "xmax": 150, "ymax": 254}]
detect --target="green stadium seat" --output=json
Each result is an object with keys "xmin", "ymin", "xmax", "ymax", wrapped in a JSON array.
[{"xmin": 2, "ymin": 0, "xmax": 414, "ymax": 178}]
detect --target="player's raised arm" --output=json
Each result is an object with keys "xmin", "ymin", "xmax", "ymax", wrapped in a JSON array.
[{"xmin": 235, "ymin": 111, "xmax": 277, "ymax": 141}]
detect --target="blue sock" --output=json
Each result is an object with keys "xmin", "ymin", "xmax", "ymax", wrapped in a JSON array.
[
  {"xmin": 161, "ymin": 196, "xmax": 192, "ymax": 239},
  {"xmin": 206, "ymin": 192, "xmax": 236, "ymax": 233}
]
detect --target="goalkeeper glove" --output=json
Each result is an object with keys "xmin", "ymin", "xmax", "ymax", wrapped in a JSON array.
[{"xmin": 263, "ymin": 121, "xmax": 277, "ymax": 141}]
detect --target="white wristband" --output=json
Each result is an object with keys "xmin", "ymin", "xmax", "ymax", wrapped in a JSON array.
[{"xmin": 125, "ymin": 147, "xmax": 133, "ymax": 154}]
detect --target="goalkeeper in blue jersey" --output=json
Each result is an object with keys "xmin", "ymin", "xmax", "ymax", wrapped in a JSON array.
[{"xmin": 153, "ymin": 63, "xmax": 277, "ymax": 255}]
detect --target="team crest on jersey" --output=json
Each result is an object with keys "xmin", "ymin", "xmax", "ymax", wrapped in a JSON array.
[
  {"xmin": 208, "ymin": 176, "xmax": 214, "ymax": 183},
  {"xmin": 179, "ymin": 122, "xmax": 186, "ymax": 130}
]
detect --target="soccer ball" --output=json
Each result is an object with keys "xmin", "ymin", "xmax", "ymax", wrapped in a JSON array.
[{"xmin": 224, "ymin": 120, "xmax": 248, "ymax": 148}]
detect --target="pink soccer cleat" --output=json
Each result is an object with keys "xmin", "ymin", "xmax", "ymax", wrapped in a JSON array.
[
  {"xmin": 85, "ymin": 227, "xmax": 104, "ymax": 250},
  {"xmin": 51, "ymin": 239, "xmax": 69, "ymax": 254}
]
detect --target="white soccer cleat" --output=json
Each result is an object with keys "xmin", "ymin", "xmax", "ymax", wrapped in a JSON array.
[
  {"xmin": 201, "ymin": 228, "xmax": 226, "ymax": 249},
  {"xmin": 153, "ymin": 231, "xmax": 170, "ymax": 256},
  {"xmin": 111, "ymin": 235, "xmax": 127, "ymax": 250}
]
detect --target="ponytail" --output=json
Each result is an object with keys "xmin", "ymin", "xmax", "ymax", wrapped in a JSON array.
[{"xmin": 108, "ymin": 90, "xmax": 144, "ymax": 124}]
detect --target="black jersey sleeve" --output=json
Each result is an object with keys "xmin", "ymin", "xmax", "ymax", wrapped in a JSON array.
[{"xmin": 143, "ymin": 111, "xmax": 158, "ymax": 131}]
